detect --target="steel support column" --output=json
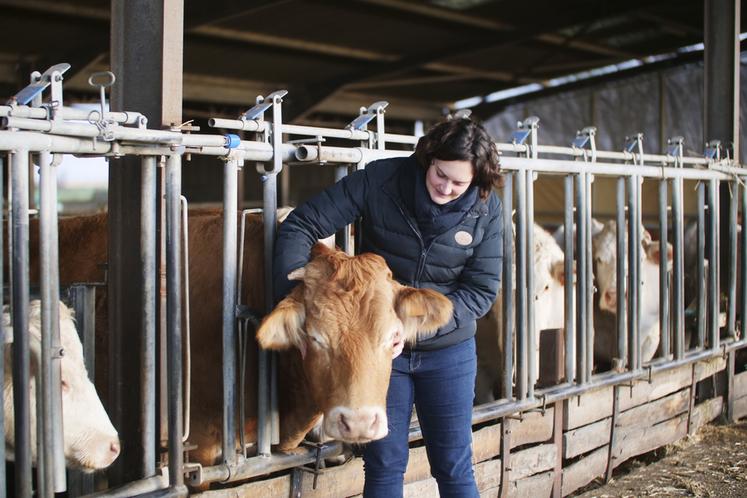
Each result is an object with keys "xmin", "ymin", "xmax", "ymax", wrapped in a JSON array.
[{"xmin": 110, "ymin": 0, "xmax": 184, "ymax": 484}]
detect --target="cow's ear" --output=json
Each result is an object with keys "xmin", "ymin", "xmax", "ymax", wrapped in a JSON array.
[
  {"xmin": 551, "ymin": 260, "xmax": 575, "ymax": 286},
  {"xmin": 644, "ymin": 239, "xmax": 674, "ymax": 270},
  {"xmin": 395, "ymin": 286, "xmax": 453, "ymax": 342},
  {"xmin": 257, "ymin": 286, "xmax": 305, "ymax": 351}
]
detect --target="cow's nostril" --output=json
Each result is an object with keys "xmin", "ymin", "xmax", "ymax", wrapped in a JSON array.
[
  {"xmin": 110, "ymin": 441, "xmax": 121, "ymax": 456},
  {"xmin": 340, "ymin": 414, "xmax": 351, "ymax": 433}
]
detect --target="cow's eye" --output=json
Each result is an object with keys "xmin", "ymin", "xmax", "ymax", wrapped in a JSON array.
[
  {"xmin": 309, "ymin": 335, "xmax": 325, "ymax": 348},
  {"xmin": 61, "ymin": 380, "xmax": 70, "ymax": 392}
]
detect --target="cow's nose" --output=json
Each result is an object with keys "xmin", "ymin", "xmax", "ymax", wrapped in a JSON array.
[
  {"xmin": 327, "ymin": 407, "xmax": 388, "ymax": 442},
  {"xmin": 110, "ymin": 441, "xmax": 121, "ymax": 458},
  {"xmin": 602, "ymin": 289, "xmax": 617, "ymax": 311}
]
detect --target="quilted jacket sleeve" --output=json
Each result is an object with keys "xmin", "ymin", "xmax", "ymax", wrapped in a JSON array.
[{"xmin": 273, "ymin": 167, "xmax": 370, "ymax": 302}]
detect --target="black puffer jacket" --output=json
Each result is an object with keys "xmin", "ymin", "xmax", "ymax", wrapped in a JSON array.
[{"xmin": 274, "ymin": 155, "xmax": 503, "ymax": 351}]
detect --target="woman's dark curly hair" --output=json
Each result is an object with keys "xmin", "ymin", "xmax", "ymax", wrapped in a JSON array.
[{"xmin": 414, "ymin": 118, "xmax": 501, "ymax": 200}]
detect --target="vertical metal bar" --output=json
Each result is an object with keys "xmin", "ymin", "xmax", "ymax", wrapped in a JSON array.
[
  {"xmin": 66, "ymin": 285, "xmax": 96, "ymax": 496},
  {"xmin": 165, "ymin": 154, "xmax": 184, "ymax": 486},
  {"xmin": 563, "ymin": 175, "xmax": 575, "ymax": 383},
  {"xmin": 697, "ymin": 183, "xmax": 707, "ymax": 348},
  {"xmin": 575, "ymin": 173, "xmax": 588, "ymax": 384},
  {"xmin": 585, "ymin": 173, "xmax": 594, "ymax": 380},
  {"xmin": 627, "ymin": 175, "xmax": 640, "ymax": 370},
  {"xmin": 501, "ymin": 173, "xmax": 514, "ymax": 400},
  {"xmin": 335, "ymin": 166, "xmax": 352, "ymax": 254},
  {"xmin": 708, "ymin": 179, "xmax": 720, "ymax": 350},
  {"xmin": 515, "ymin": 168, "xmax": 528, "ymax": 400},
  {"xmin": 526, "ymin": 169, "xmax": 536, "ymax": 397},
  {"xmin": 742, "ymin": 178, "xmax": 747, "ymax": 345},
  {"xmin": 39, "ymin": 151, "xmax": 66, "ymax": 493},
  {"xmin": 616, "ymin": 178, "xmax": 628, "ymax": 366},
  {"xmin": 11, "ymin": 149, "xmax": 32, "ymax": 498},
  {"xmin": 141, "ymin": 156, "xmax": 157, "ymax": 477},
  {"xmin": 259, "ymin": 94, "xmax": 284, "ymax": 455},
  {"xmin": 672, "ymin": 176, "xmax": 685, "ymax": 359},
  {"xmin": 727, "ymin": 180, "xmax": 738, "ymax": 339},
  {"xmin": 658, "ymin": 179, "xmax": 670, "ymax": 358},
  {"xmin": 0, "ymin": 154, "xmax": 5, "ymax": 498},
  {"xmin": 222, "ymin": 159, "xmax": 239, "ymax": 465}
]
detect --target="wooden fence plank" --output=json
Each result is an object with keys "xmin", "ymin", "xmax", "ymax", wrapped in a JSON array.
[
  {"xmin": 691, "ymin": 396, "xmax": 724, "ymax": 430},
  {"xmin": 509, "ymin": 444, "xmax": 556, "ymax": 481},
  {"xmin": 734, "ymin": 370, "xmax": 747, "ymax": 398},
  {"xmin": 563, "ymin": 417, "xmax": 611, "ymax": 459},
  {"xmin": 612, "ymin": 413, "xmax": 688, "ymax": 467},
  {"xmin": 561, "ymin": 446, "xmax": 608, "ymax": 497},
  {"xmin": 617, "ymin": 389, "xmax": 689, "ymax": 428},
  {"xmin": 619, "ymin": 365, "xmax": 691, "ymax": 411},
  {"xmin": 564, "ymin": 387, "xmax": 613, "ymax": 430},
  {"xmin": 511, "ymin": 408, "xmax": 554, "ymax": 448},
  {"xmin": 510, "ymin": 471, "xmax": 554, "ymax": 498}
]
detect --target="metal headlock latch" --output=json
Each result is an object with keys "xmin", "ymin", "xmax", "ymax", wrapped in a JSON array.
[
  {"xmin": 242, "ymin": 89, "xmax": 288, "ymax": 121},
  {"xmin": 704, "ymin": 139, "xmax": 722, "ymax": 163},
  {"xmin": 87, "ymin": 71, "xmax": 117, "ymax": 143},
  {"xmin": 11, "ymin": 62, "xmax": 71, "ymax": 106},
  {"xmin": 347, "ymin": 101, "xmax": 388, "ymax": 131},
  {"xmin": 572, "ymin": 126, "xmax": 597, "ymax": 162}
]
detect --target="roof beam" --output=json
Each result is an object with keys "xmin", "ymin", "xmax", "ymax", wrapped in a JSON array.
[{"xmin": 357, "ymin": 0, "xmax": 639, "ymax": 59}]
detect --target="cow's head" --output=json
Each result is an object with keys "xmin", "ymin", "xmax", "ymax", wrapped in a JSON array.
[
  {"xmin": 532, "ymin": 224, "xmax": 576, "ymax": 331},
  {"xmin": 3, "ymin": 301, "xmax": 120, "ymax": 471},
  {"xmin": 592, "ymin": 220, "xmax": 673, "ymax": 313},
  {"xmin": 257, "ymin": 244, "xmax": 452, "ymax": 444}
]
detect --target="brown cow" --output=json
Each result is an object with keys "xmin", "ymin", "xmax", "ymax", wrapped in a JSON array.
[
  {"xmin": 258, "ymin": 243, "xmax": 452, "ymax": 450},
  {"xmin": 26, "ymin": 212, "xmax": 452, "ymax": 467}
]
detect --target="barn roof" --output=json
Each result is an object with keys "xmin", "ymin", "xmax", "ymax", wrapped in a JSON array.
[{"xmin": 0, "ymin": 0, "xmax": 738, "ymax": 126}]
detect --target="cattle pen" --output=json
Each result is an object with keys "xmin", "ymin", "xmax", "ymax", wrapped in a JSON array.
[{"xmin": 0, "ymin": 6, "xmax": 745, "ymax": 498}]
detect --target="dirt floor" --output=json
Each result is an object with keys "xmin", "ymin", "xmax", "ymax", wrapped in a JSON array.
[{"xmin": 571, "ymin": 420, "xmax": 747, "ymax": 498}]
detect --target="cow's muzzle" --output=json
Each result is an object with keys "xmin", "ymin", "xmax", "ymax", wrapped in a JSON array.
[{"xmin": 324, "ymin": 406, "xmax": 388, "ymax": 443}]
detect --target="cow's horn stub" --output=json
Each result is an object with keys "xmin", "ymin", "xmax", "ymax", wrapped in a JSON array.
[{"xmin": 288, "ymin": 267, "xmax": 306, "ymax": 281}]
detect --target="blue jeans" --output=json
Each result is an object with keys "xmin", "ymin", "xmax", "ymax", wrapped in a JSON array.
[{"xmin": 362, "ymin": 338, "xmax": 479, "ymax": 498}]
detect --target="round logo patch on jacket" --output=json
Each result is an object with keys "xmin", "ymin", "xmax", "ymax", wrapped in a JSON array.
[{"xmin": 454, "ymin": 230, "xmax": 473, "ymax": 246}]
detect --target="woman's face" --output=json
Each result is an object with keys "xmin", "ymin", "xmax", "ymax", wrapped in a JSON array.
[{"xmin": 425, "ymin": 159, "xmax": 474, "ymax": 205}]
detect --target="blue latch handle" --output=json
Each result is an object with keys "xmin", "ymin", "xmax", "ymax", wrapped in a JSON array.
[{"xmin": 225, "ymin": 134, "xmax": 241, "ymax": 149}]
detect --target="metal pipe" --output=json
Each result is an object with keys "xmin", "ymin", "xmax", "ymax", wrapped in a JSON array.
[
  {"xmin": 38, "ymin": 150, "xmax": 66, "ymax": 493},
  {"xmin": 11, "ymin": 149, "xmax": 32, "ymax": 498},
  {"xmin": 697, "ymin": 182, "xmax": 707, "ymax": 348},
  {"xmin": 498, "ymin": 156, "xmax": 739, "ymax": 181},
  {"xmin": 575, "ymin": 173, "xmax": 588, "ymax": 383},
  {"xmin": 191, "ymin": 442, "xmax": 344, "ymax": 487},
  {"xmin": 727, "ymin": 180, "xmax": 738, "ymax": 339},
  {"xmin": 672, "ymin": 176, "xmax": 685, "ymax": 358},
  {"xmin": 658, "ymin": 179, "xmax": 670, "ymax": 358},
  {"xmin": 294, "ymin": 144, "xmax": 411, "ymax": 164},
  {"xmin": 335, "ymin": 166, "xmax": 352, "ymax": 254},
  {"xmin": 258, "ymin": 93, "xmax": 284, "ymax": 456},
  {"xmin": 585, "ymin": 172, "xmax": 594, "ymax": 379},
  {"xmin": 742, "ymin": 178, "xmax": 747, "ymax": 351},
  {"xmin": 515, "ymin": 168, "xmax": 528, "ymax": 399},
  {"xmin": 208, "ymin": 117, "xmax": 266, "ymax": 133},
  {"xmin": 708, "ymin": 179, "xmax": 720, "ymax": 350},
  {"xmin": 526, "ymin": 169, "xmax": 536, "ymax": 396},
  {"xmin": 0, "ymin": 154, "xmax": 5, "ymax": 498},
  {"xmin": 165, "ymin": 154, "xmax": 184, "ymax": 486},
  {"xmin": 4, "ymin": 116, "xmax": 182, "ymax": 144},
  {"xmin": 616, "ymin": 178, "xmax": 628, "ymax": 366},
  {"xmin": 83, "ymin": 475, "xmax": 169, "ymax": 498},
  {"xmin": 140, "ymin": 156, "xmax": 157, "ymax": 476},
  {"xmin": 627, "ymin": 175, "xmax": 641, "ymax": 370},
  {"xmin": 563, "ymin": 175, "xmax": 574, "ymax": 383},
  {"xmin": 501, "ymin": 173, "xmax": 514, "ymax": 400},
  {"xmin": 0, "ymin": 104, "xmax": 146, "ymax": 125},
  {"xmin": 222, "ymin": 159, "xmax": 240, "ymax": 465}
]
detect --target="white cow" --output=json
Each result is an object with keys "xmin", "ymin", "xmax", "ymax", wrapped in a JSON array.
[
  {"xmin": 592, "ymin": 221, "xmax": 673, "ymax": 367},
  {"xmin": 475, "ymin": 223, "xmax": 573, "ymax": 404},
  {"xmin": 4, "ymin": 300, "xmax": 120, "ymax": 470}
]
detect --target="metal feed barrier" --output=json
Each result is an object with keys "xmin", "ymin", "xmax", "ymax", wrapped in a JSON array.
[{"xmin": 0, "ymin": 64, "xmax": 745, "ymax": 496}]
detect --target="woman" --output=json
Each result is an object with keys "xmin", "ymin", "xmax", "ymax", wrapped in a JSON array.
[{"xmin": 274, "ymin": 117, "xmax": 502, "ymax": 497}]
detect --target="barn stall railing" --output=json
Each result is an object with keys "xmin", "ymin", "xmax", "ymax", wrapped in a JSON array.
[{"xmin": 1, "ymin": 68, "xmax": 746, "ymax": 496}]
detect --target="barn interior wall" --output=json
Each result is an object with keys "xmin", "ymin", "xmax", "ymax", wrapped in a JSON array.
[{"xmin": 485, "ymin": 62, "xmax": 747, "ymax": 226}]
